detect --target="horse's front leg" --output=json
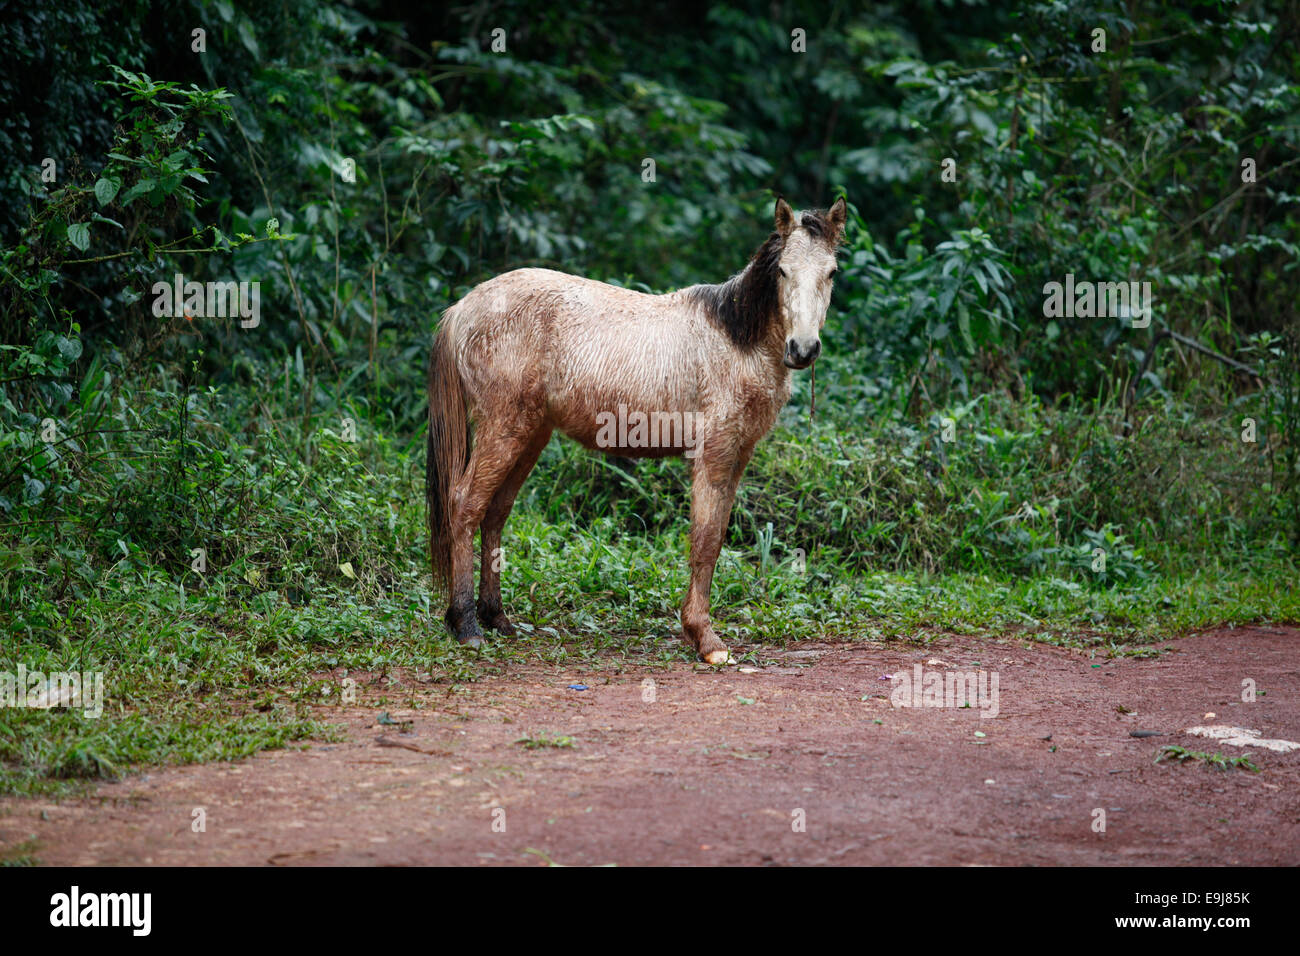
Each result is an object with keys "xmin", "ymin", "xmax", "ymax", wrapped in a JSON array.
[{"xmin": 681, "ymin": 443, "xmax": 753, "ymax": 665}]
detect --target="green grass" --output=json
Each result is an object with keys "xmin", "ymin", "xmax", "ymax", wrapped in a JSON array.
[
  {"xmin": 0, "ymin": 838, "xmax": 40, "ymax": 867},
  {"xmin": 515, "ymin": 734, "xmax": 576, "ymax": 750},
  {"xmin": 1155, "ymin": 746, "xmax": 1262, "ymax": 772},
  {"xmin": 2, "ymin": 503, "xmax": 1295, "ymax": 796}
]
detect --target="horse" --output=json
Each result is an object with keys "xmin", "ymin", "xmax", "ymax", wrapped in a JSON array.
[{"xmin": 426, "ymin": 196, "xmax": 846, "ymax": 664}]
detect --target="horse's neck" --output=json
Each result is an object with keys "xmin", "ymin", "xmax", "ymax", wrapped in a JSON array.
[{"xmin": 680, "ymin": 264, "xmax": 792, "ymax": 401}]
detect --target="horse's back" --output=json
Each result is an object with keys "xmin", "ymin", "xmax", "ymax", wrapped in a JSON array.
[
  {"xmin": 452, "ymin": 267, "xmax": 698, "ymax": 361},
  {"xmin": 448, "ymin": 268, "xmax": 712, "ymax": 446},
  {"xmin": 473, "ymin": 267, "xmax": 662, "ymax": 325}
]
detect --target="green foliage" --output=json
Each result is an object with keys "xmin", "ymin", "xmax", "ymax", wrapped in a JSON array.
[{"xmin": 1156, "ymin": 746, "xmax": 1260, "ymax": 773}]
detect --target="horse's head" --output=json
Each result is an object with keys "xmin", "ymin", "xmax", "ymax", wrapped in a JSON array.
[{"xmin": 774, "ymin": 196, "xmax": 846, "ymax": 369}]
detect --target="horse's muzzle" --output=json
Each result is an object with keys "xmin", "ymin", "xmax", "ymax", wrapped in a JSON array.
[{"xmin": 784, "ymin": 339, "xmax": 821, "ymax": 369}]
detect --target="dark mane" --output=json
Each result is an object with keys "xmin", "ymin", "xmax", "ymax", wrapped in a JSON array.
[
  {"xmin": 686, "ymin": 231, "xmax": 784, "ymax": 350},
  {"xmin": 687, "ymin": 207, "xmax": 842, "ymax": 350}
]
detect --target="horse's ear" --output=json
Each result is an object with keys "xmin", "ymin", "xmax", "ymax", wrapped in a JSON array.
[
  {"xmin": 774, "ymin": 197, "xmax": 795, "ymax": 237},
  {"xmin": 828, "ymin": 197, "xmax": 847, "ymax": 239}
]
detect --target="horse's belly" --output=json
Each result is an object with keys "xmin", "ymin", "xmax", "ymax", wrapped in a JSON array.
[
  {"xmin": 557, "ymin": 400, "xmax": 706, "ymax": 458},
  {"xmin": 545, "ymin": 338, "xmax": 705, "ymax": 457}
]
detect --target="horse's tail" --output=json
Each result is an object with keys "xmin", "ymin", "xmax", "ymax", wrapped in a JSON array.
[{"xmin": 427, "ymin": 313, "xmax": 469, "ymax": 592}]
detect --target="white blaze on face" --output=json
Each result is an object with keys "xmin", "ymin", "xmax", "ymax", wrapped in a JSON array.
[{"xmin": 778, "ymin": 229, "xmax": 836, "ymax": 365}]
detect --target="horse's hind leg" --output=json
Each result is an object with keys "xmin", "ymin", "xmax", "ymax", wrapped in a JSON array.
[
  {"xmin": 477, "ymin": 425, "xmax": 552, "ymax": 634},
  {"xmin": 445, "ymin": 420, "xmax": 540, "ymax": 646}
]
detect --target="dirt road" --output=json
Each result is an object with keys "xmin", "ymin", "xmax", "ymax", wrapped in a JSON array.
[{"xmin": 3, "ymin": 626, "xmax": 1297, "ymax": 865}]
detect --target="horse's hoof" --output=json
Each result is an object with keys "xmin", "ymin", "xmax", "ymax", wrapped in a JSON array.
[
  {"xmin": 477, "ymin": 598, "xmax": 517, "ymax": 635},
  {"xmin": 703, "ymin": 649, "xmax": 732, "ymax": 666},
  {"xmin": 480, "ymin": 612, "xmax": 516, "ymax": 635},
  {"xmin": 457, "ymin": 633, "xmax": 484, "ymax": 648}
]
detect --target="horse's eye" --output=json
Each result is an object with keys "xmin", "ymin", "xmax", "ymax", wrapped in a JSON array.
[
  {"xmin": 779, "ymin": 267, "xmax": 788, "ymax": 278},
  {"xmin": 828, "ymin": 267, "xmax": 838, "ymax": 280}
]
